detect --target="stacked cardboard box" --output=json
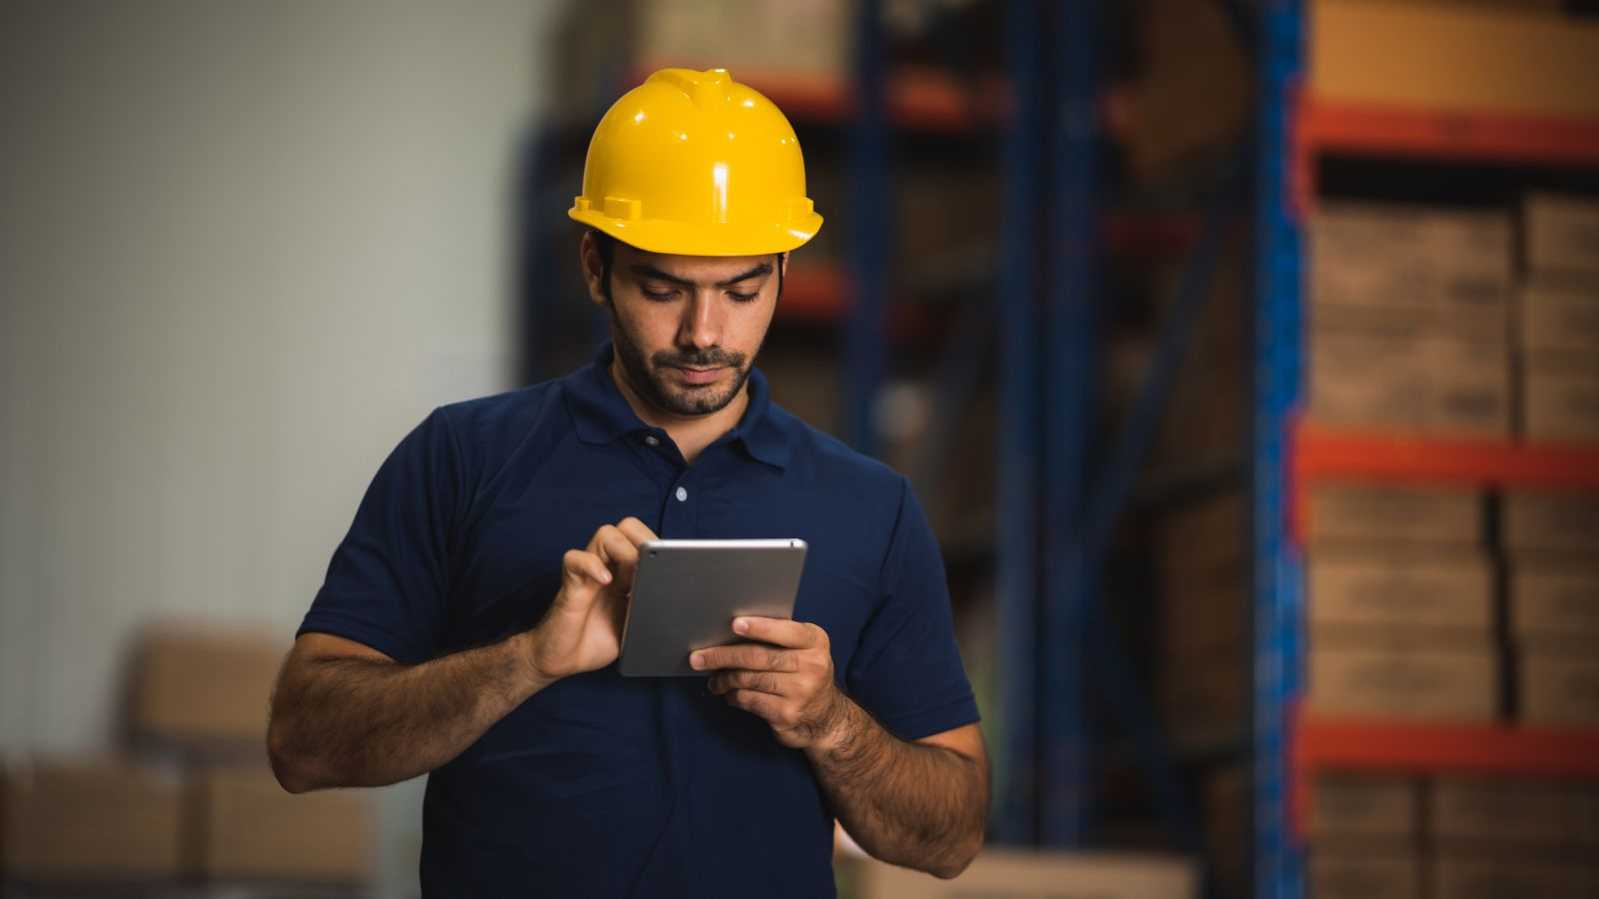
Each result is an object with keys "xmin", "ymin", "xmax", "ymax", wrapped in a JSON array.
[
  {"xmin": 1154, "ymin": 492, "xmax": 1248, "ymax": 752},
  {"xmin": 191, "ymin": 766, "xmax": 371, "ymax": 883},
  {"xmin": 1, "ymin": 626, "xmax": 373, "ymax": 892},
  {"xmin": 1429, "ymin": 776, "xmax": 1599, "ymax": 899},
  {"xmin": 1517, "ymin": 195, "xmax": 1599, "ymax": 444},
  {"xmin": 1304, "ymin": 772, "xmax": 1599, "ymax": 899},
  {"xmin": 1307, "ymin": 204, "xmax": 1513, "ymax": 437},
  {"xmin": 1503, "ymin": 490, "xmax": 1599, "ymax": 726},
  {"xmin": 1308, "ymin": 773, "xmax": 1423, "ymax": 899},
  {"xmin": 135, "ymin": 627, "xmax": 373, "ymax": 886},
  {"xmin": 0, "ymin": 759, "xmax": 186, "ymax": 885},
  {"xmin": 551, "ymin": 0, "xmax": 849, "ymax": 123},
  {"xmin": 1200, "ymin": 765, "xmax": 1249, "ymax": 898},
  {"xmin": 1310, "ymin": 0, "xmax": 1599, "ymax": 122},
  {"xmin": 1151, "ymin": 234, "xmax": 1251, "ymax": 471},
  {"xmin": 841, "ymin": 847, "xmax": 1199, "ymax": 899},
  {"xmin": 1304, "ymin": 483, "xmax": 1499, "ymax": 721}
]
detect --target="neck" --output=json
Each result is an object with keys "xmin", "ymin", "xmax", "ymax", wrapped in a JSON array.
[{"xmin": 608, "ymin": 356, "xmax": 749, "ymax": 465}]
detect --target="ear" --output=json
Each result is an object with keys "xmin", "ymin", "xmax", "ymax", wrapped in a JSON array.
[{"xmin": 578, "ymin": 231, "xmax": 607, "ymax": 307}]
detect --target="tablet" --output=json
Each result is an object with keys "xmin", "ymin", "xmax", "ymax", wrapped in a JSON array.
[{"xmin": 617, "ymin": 538, "xmax": 808, "ymax": 677}]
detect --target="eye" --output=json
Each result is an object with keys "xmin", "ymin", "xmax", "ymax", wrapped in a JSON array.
[
  {"xmin": 641, "ymin": 284, "xmax": 677, "ymax": 302},
  {"xmin": 728, "ymin": 290, "xmax": 759, "ymax": 303}
]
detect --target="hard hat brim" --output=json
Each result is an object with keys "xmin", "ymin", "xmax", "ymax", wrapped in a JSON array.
[{"xmin": 568, "ymin": 207, "xmax": 822, "ymax": 257}]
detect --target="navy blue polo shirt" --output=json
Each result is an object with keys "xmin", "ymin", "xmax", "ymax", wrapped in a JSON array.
[{"xmin": 300, "ymin": 343, "xmax": 979, "ymax": 898}]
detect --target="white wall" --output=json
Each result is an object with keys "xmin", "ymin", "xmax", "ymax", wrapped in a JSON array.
[{"xmin": 0, "ymin": 2, "xmax": 565, "ymax": 892}]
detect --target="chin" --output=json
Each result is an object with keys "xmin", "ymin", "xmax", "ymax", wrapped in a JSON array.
[{"xmin": 652, "ymin": 368, "xmax": 743, "ymax": 416}]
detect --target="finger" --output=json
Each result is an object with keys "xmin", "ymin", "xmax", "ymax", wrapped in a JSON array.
[
  {"xmin": 560, "ymin": 549, "xmax": 612, "ymax": 592},
  {"xmin": 723, "ymin": 689, "xmax": 791, "ymax": 726},
  {"xmin": 614, "ymin": 516, "xmax": 658, "ymax": 546},
  {"xmin": 708, "ymin": 670, "xmax": 787, "ymax": 696},
  {"xmin": 732, "ymin": 617, "xmax": 824, "ymax": 649},
  {"xmin": 690, "ymin": 643, "xmax": 796, "ymax": 672},
  {"xmin": 592, "ymin": 527, "xmax": 641, "ymax": 589}
]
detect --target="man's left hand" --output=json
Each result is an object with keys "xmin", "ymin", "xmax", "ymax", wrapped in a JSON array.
[{"xmin": 693, "ymin": 617, "xmax": 847, "ymax": 750}]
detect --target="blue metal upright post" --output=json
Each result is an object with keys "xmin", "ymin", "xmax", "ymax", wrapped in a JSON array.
[
  {"xmin": 1254, "ymin": 1, "xmax": 1307, "ymax": 897},
  {"xmin": 1041, "ymin": 0, "xmax": 1101, "ymax": 848},
  {"xmin": 995, "ymin": 0, "xmax": 1044, "ymax": 845},
  {"xmin": 846, "ymin": 0, "xmax": 889, "ymax": 457}
]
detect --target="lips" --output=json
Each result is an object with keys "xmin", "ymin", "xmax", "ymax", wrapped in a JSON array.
[{"xmin": 670, "ymin": 366, "xmax": 723, "ymax": 385}]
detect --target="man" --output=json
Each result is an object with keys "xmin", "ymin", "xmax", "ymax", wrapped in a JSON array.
[{"xmin": 268, "ymin": 67, "xmax": 987, "ymax": 897}]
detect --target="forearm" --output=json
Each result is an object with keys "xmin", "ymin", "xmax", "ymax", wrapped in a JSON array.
[
  {"xmin": 268, "ymin": 632, "xmax": 547, "ymax": 792},
  {"xmin": 805, "ymin": 697, "xmax": 987, "ymax": 879}
]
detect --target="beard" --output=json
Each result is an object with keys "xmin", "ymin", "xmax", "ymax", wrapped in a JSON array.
[{"xmin": 607, "ymin": 301, "xmax": 755, "ymax": 417}]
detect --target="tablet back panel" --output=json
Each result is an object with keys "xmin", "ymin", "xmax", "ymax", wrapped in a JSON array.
[{"xmin": 618, "ymin": 539, "xmax": 807, "ymax": 677}]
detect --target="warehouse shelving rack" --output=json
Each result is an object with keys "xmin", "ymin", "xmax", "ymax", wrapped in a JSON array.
[{"xmin": 1254, "ymin": 2, "xmax": 1599, "ymax": 897}]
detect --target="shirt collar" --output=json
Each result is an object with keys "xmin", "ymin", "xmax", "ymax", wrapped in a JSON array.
[{"xmin": 563, "ymin": 342, "xmax": 792, "ymax": 470}]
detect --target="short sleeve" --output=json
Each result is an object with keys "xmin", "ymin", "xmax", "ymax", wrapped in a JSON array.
[
  {"xmin": 845, "ymin": 477, "xmax": 980, "ymax": 741},
  {"xmin": 298, "ymin": 408, "xmax": 461, "ymax": 664}
]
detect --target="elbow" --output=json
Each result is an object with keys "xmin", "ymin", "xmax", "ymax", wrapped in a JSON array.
[
  {"xmin": 929, "ymin": 816, "xmax": 987, "ymax": 880},
  {"xmin": 929, "ymin": 835, "xmax": 984, "ymax": 880},
  {"xmin": 266, "ymin": 714, "xmax": 317, "ymax": 794}
]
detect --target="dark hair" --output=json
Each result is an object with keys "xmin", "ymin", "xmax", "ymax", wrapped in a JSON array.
[{"xmin": 587, "ymin": 229, "xmax": 784, "ymax": 302}]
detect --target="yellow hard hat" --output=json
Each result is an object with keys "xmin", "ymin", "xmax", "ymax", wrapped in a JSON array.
[{"xmin": 568, "ymin": 67, "xmax": 823, "ymax": 256}]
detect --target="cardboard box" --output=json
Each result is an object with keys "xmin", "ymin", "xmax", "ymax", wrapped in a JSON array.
[
  {"xmin": 634, "ymin": 0, "xmax": 847, "ymax": 82},
  {"xmin": 1121, "ymin": 0, "xmax": 1251, "ymax": 185},
  {"xmin": 1310, "ymin": 0, "xmax": 1599, "ymax": 120},
  {"xmin": 1400, "ymin": 0, "xmax": 1564, "ymax": 11},
  {"xmin": 1431, "ymin": 777, "xmax": 1589, "ymax": 847},
  {"xmin": 1309, "ymin": 774, "xmax": 1420, "ymax": 840},
  {"xmin": 1157, "ymin": 492, "xmax": 1246, "ymax": 574},
  {"xmin": 1572, "ymin": 785, "xmax": 1599, "ymax": 845},
  {"xmin": 1160, "ymin": 556, "xmax": 1249, "ymax": 660},
  {"xmin": 0, "ymin": 759, "xmax": 183, "ymax": 881},
  {"xmin": 1201, "ymin": 766, "xmax": 1248, "ymax": 898},
  {"xmin": 1430, "ymin": 855, "xmax": 1595, "ymax": 899},
  {"xmin": 1308, "ymin": 647, "xmax": 1498, "ymax": 721},
  {"xmin": 1310, "ymin": 853, "xmax": 1421, "ymax": 899},
  {"xmin": 1150, "ymin": 336, "xmax": 1248, "ymax": 467},
  {"xmin": 848, "ymin": 848, "xmax": 1199, "ymax": 899},
  {"xmin": 1310, "ymin": 205, "xmax": 1512, "ymax": 342},
  {"xmin": 1157, "ymin": 492, "xmax": 1248, "ymax": 658},
  {"xmin": 1509, "ymin": 564, "xmax": 1599, "ymax": 644},
  {"xmin": 1308, "ymin": 548, "xmax": 1495, "ymax": 640},
  {"xmin": 1307, "ymin": 483, "xmax": 1484, "ymax": 546},
  {"xmin": 1518, "ymin": 280, "xmax": 1599, "ymax": 354},
  {"xmin": 1521, "ymin": 366, "xmax": 1599, "ymax": 443},
  {"xmin": 896, "ymin": 171, "xmax": 1001, "ymax": 272},
  {"xmin": 1160, "ymin": 649, "xmax": 1246, "ymax": 752},
  {"xmin": 1525, "ymin": 194, "xmax": 1599, "ymax": 278},
  {"xmin": 130, "ymin": 627, "xmax": 288, "ymax": 752},
  {"xmin": 1309, "ymin": 333, "xmax": 1510, "ymax": 437},
  {"xmin": 191, "ymin": 765, "xmax": 371, "ymax": 882},
  {"xmin": 1519, "ymin": 653, "xmax": 1599, "ymax": 725},
  {"xmin": 1502, "ymin": 491, "xmax": 1599, "ymax": 554}
]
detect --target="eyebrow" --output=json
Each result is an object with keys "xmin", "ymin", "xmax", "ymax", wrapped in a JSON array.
[{"xmin": 629, "ymin": 262, "xmax": 773, "ymax": 289}]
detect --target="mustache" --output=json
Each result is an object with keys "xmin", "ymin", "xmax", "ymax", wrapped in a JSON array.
[{"xmin": 653, "ymin": 348, "xmax": 744, "ymax": 369}]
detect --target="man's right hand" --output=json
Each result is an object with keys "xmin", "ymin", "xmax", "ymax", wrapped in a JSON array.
[{"xmin": 525, "ymin": 516, "xmax": 657, "ymax": 681}]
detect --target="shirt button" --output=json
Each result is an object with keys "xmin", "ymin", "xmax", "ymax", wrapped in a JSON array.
[
  {"xmin": 644, "ymin": 435, "xmax": 659, "ymax": 447},
  {"xmin": 675, "ymin": 486, "xmax": 688, "ymax": 502}
]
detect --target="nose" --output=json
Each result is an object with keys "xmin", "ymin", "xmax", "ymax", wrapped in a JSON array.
[{"xmin": 677, "ymin": 289, "xmax": 723, "ymax": 352}]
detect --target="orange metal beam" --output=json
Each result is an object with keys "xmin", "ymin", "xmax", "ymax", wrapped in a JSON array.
[
  {"xmin": 1302, "ymin": 96, "xmax": 1599, "ymax": 166},
  {"xmin": 1290, "ymin": 714, "xmax": 1599, "ymax": 840},
  {"xmin": 1291, "ymin": 95, "xmax": 1599, "ymax": 217}
]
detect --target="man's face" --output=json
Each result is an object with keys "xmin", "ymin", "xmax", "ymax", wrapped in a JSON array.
[{"xmin": 582, "ymin": 234, "xmax": 781, "ymax": 418}]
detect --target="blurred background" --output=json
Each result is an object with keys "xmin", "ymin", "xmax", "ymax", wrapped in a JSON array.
[{"xmin": 3, "ymin": 1, "xmax": 1598, "ymax": 897}]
